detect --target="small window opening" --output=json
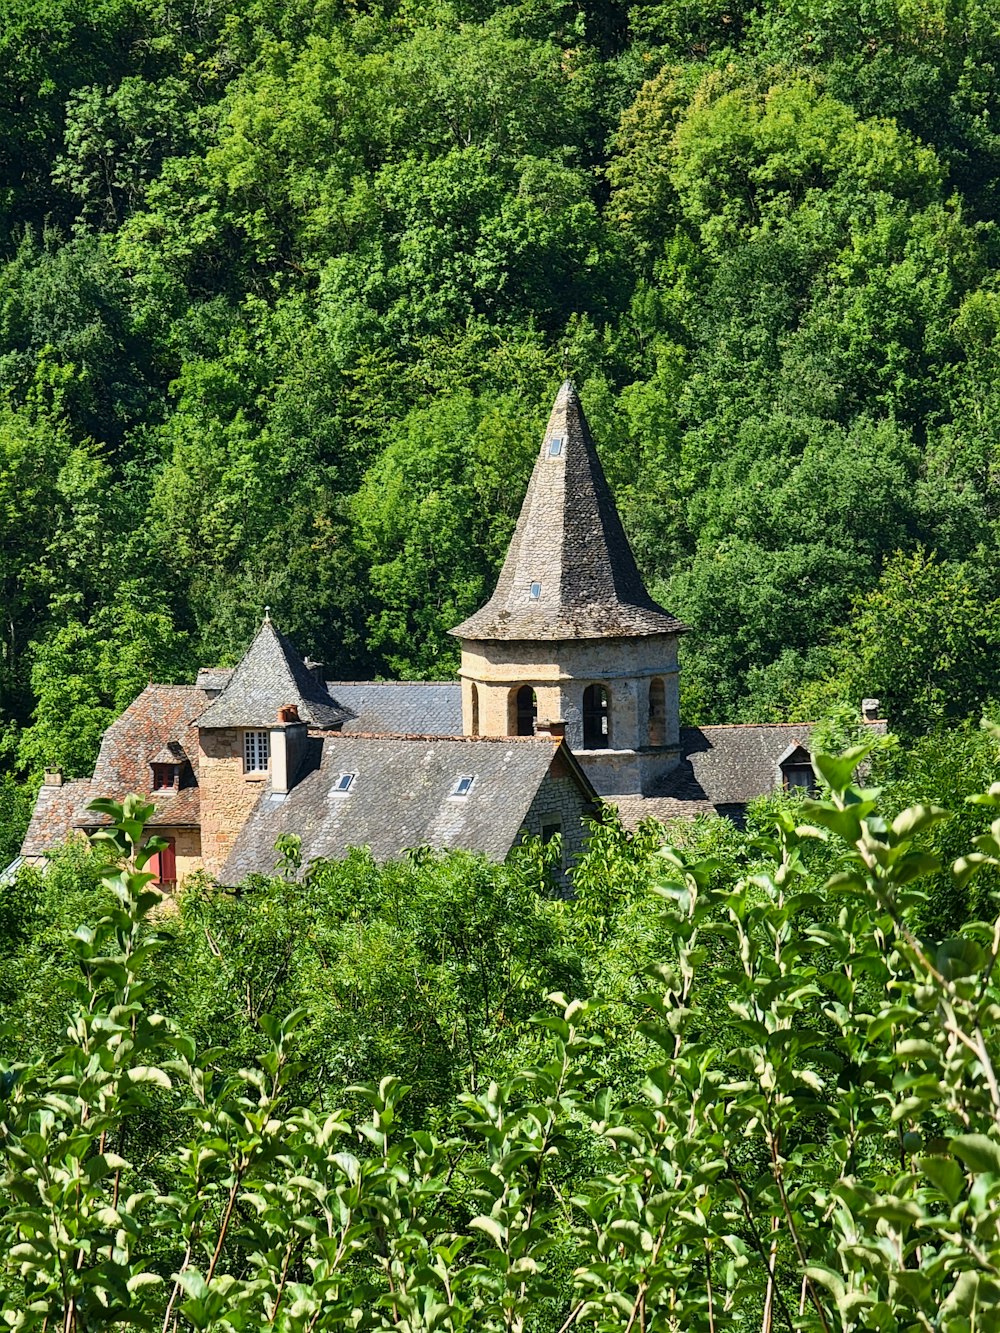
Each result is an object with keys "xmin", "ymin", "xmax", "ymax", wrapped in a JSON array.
[
  {"xmin": 782, "ymin": 763, "xmax": 816, "ymax": 795},
  {"xmin": 529, "ymin": 582, "xmax": 542, "ymax": 600},
  {"xmin": 470, "ymin": 682, "xmax": 480, "ymax": 736},
  {"xmin": 780, "ymin": 746, "xmax": 817, "ymax": 796},
  {"xmin": 548, "ymin": 437, "xmax": 563, "ymax": 457},
  {"xmin": 453, "ymin": 775, "xmax": 475, "ymax": 797},
  {"xmin": 244, "ymin": 730, "xmax": 270, "ymax": 773},
  {"xmin": 648, "ymin": 678, "xmax": 667, "ymax": 747},
  {"xmin": 582, "ymin": 684, "xmax": 610, "ymax": 749},
  {"xmin": 512, "ymin": 685, "xmax": 537, "ymax": 736},
  {"xmin": 151, "ymin": 763, "xmax": 178, "ymax": 792},
  {"xmin": 541, "ymin": 820, "xmax": 561, "ymax": 844},
  {"xmin": 334, "ymin": 772, "xmax": 355, "ymax": 793}
]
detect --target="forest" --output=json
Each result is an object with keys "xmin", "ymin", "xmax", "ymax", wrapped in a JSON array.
[{"xmin": 4, "ymin": 0, "xmax": 1000, "ymax": 852}]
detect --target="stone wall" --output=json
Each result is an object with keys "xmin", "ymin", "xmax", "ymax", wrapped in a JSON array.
[
  {"xmin": 460, "ymin": 632, "xmax": 681, "ymax": 794},
  {"xmin": 155, "ymin": 825, "xmax": 202, "ymax": 888},
  {"xmin": 198, "ymin": 728, "xmax": 267, "ymax": 875},
  {"xmin": 518, "ymin": 768, "xmax": 594, "ymax": 886}
]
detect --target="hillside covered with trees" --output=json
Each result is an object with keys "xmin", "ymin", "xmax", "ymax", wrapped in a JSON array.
[{"xmin": 4, "ymin": 0, "xmax": 1000, "ymax": 839}]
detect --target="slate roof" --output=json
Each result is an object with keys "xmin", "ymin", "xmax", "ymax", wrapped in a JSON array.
[
  {"xmin": 451, "ymin": 380, "xmax": 687, "ymax": 642},
  {"xmin": 196, "ymin": 618, "xmax": 350, "ymax": 729},
  {"xmin": 611, "ymin": 720, "xmax": 887, "ymax": 827},
  {"xmin": 331, "ymin": 682, "xmax": 463, "ymax": 736},
  {"xmin": 219, "ymin": 734, "xmax": 596, "ymax": 883},
  {"xmin": 20, "ymin": 779, "xmax": 92, "ymax": 855},
  {"xmin": 79, "ymin": 684, "xmax": 213, "ymax": 828}
]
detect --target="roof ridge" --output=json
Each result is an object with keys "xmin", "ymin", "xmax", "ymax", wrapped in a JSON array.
[
  {"xmin": 326, "ymin": 680, "xmax": 459, "ymax": 687},
  {"xmin": 314, "ymin": 731, "xmax": 559, "ymax": 744}
]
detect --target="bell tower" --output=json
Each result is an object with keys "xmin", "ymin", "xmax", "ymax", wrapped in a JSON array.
[{"xmin": 450, "ymin": 381, "xmax": 687, "ymax": 796}]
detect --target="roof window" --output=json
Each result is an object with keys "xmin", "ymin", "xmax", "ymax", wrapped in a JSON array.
[
  {"xmin": 452, "ymin": 775, "xmax": 475, "ymax": 797},
  {"xmin": 548, "ymin": 437, "xmax": 563, "ymax": 457},
  {"xmin": 529, "ymin": 582, "xmax": 542, "ymax": 600},
  {"xmin": 151, "ymin": 763, "xmax": 179, "ymax": 793},
  {"xmin": 334, "ymin": 772, "xmax": 355, "ymax": 793}
]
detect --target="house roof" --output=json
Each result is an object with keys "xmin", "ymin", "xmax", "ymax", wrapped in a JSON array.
[
  {"xmin": 451, "ymin": 380, "xmax": 687, "ymax": 642},
  {"xmin": 196, "ymin": 618, "xmax": 350, "ymax": 729},
  {"xmin": 611, "ymin": 720, "xmax": 887, "ymax": 826},
  {"xmin": 78, "ymin": 684, "xmax": 214, "ymax": 829},
  {"xmin": 219, "ymin": 733, "xmax": 597, "ymax": 883},
  {"xmin": 20, "ymin": 779, "xmax": 92, "ymax": 856},
  {"xmin": 331, "ymin": 682, "xmax": 463, "ymax": 736}
]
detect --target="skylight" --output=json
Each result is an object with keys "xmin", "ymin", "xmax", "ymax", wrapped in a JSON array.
[
  {"xmin": 334, "ymin": 772, "xmax": 355, "ymax": 793},
  {"xmin": 529, "ymin": 582, "xmax": 541, "ymax": 600},
  {"xmin": 452, "ymin": 775, "xmax": 475, "ymax": 797},
  {"xmin": 548, "ymin": 437, "xmax": 563, "ymax": 456}
]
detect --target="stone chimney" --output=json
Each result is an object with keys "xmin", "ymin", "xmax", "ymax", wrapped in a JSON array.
[
  {"xmin": 535, "ymin": 719, "xmax": 566, "ymax": 739},
  {"xmin": 270, "ymin": 713, "xmax": 309, "ymax": 795},
  {"xmin": 861, "ymin": 698, "xmax": 881, "ymax": 723},
  {"xmin": 43, "ymin": 768, "xmax": 63, "ymax": 787}
]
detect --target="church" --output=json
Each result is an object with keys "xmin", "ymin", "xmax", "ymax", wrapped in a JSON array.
[{"xmin": 16, "ymin": 381, "xmax": 882, "ymax": 889}]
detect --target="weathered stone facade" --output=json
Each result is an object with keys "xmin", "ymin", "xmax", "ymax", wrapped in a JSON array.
[
  {"xmin": 459, "ymin": 635, "xmax": 682, "ymax": 795},
  {"xmin": 518, "ymin": 755, "xmax": 595, "ymax": 878},
  {"xmin": 197, "ymin": 727, "xmax": 267, "ymax": 875}
]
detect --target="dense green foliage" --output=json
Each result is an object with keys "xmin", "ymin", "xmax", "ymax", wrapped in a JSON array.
[
  {"xmin": 7, "ymin": 753, "xmax": 1000, "ymax": 1327},
  {"xmin": 5, "ymin": 0, "xmax": 1000, "ymax": 813}
]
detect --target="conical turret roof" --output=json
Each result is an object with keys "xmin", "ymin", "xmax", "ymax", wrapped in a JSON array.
[
  {"xmin": 451, "ymin": 381, "xmax": 687, "ymax": 641},
  {"xmin": 196, "ymin": 616, "xmax": 351, "ymax": 729}
]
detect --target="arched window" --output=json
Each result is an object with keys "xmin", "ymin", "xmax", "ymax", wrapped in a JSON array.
[
  {"xmin": 648, "ymin": 678, "xmax": 666, "ymax": 747},
  {"xmin": 470, "ymin": 682, "xmax": 480, "ymax": 736},
  {"xmin": 582, "ymin": 684, "xmax": 610, "ymax": 749},
  {"xmin": 510, "ymin": 685, "xmax": 537, "ymax": 736}
]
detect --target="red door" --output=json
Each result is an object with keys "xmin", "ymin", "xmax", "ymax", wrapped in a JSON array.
[{"xmin": 151, "ymin": 837, "xmax": 177, "ymax": 890}]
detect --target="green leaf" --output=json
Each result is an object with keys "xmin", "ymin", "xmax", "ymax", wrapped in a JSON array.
[{"xmin": 951, "ymin": 1134, "xmax": 1000, "ymax": 1174}]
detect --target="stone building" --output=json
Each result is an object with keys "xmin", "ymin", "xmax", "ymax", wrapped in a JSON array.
[
  {"xmin": 17, "ymin": 616, "xmax": 598, "ymax": 888},
  {"xmin": 15, "ymin": 379, "xmax": 884, "ymax": 887},
  {"xmin": 452, "ymin": 380, "xmax": 688, "ymax": 797}
]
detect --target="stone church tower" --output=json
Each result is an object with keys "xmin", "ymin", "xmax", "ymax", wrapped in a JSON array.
[{"xmin": 451, "ymin": 380, "xmax": 687, "ymax": 796}]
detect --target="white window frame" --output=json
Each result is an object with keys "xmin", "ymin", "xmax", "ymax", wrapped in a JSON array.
[{"xmin": 243, "ymin": 729, "xmax": 270, "ymax": 773}]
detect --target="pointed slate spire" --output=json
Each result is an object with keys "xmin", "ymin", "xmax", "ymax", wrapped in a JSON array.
[
  {"xmin": 451, "ymin": 381, "xmax": 687, "ymax": 641},
  {"xmin": 197, "ymin": 618, "xmax": 350, "ymax": 729}
]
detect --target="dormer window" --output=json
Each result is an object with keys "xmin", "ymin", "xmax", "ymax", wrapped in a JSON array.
[
  {"xmin": 150, "ymin": 741, "xmax": 187, "ymax": 792},
  {"xmin": 244, "ymin": 730, "xmax": 270, "ymax": 773},
  {"xmin": 779, "ymin": 745, "xmax": 817, "ymax": 796},
  {"xmin": 151, "ymin": 763, "xmax": 179, "ymax": 793}
]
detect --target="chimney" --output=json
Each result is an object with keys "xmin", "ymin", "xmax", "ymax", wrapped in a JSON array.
[
  {"xmin": 535, "ymin": 719, "xmax": 566, "ymax": 739},
  {"xmin": 861, "ymin": 698, "xmax": 881, "ymax": 723},
  {"xmin": 270, "ymin": 715, "xmax": 308, "ymax": 795},
  {"xmin": 43, "ymin": 768, "xmax": 63, "ymax": 787},
  {"xmin": 304, "ymin": 657, "xmax": 325, "ymax": 687}
]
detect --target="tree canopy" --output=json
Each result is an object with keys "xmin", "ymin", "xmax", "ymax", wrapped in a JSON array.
[{"xmin": 4, "ymin": 0, "xmax": 1000, "ymax": 811}]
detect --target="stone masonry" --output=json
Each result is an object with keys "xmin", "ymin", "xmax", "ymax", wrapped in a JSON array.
[{"xmin": 197, "ymin": 727, "xmax": 268, "ymax": 876}]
